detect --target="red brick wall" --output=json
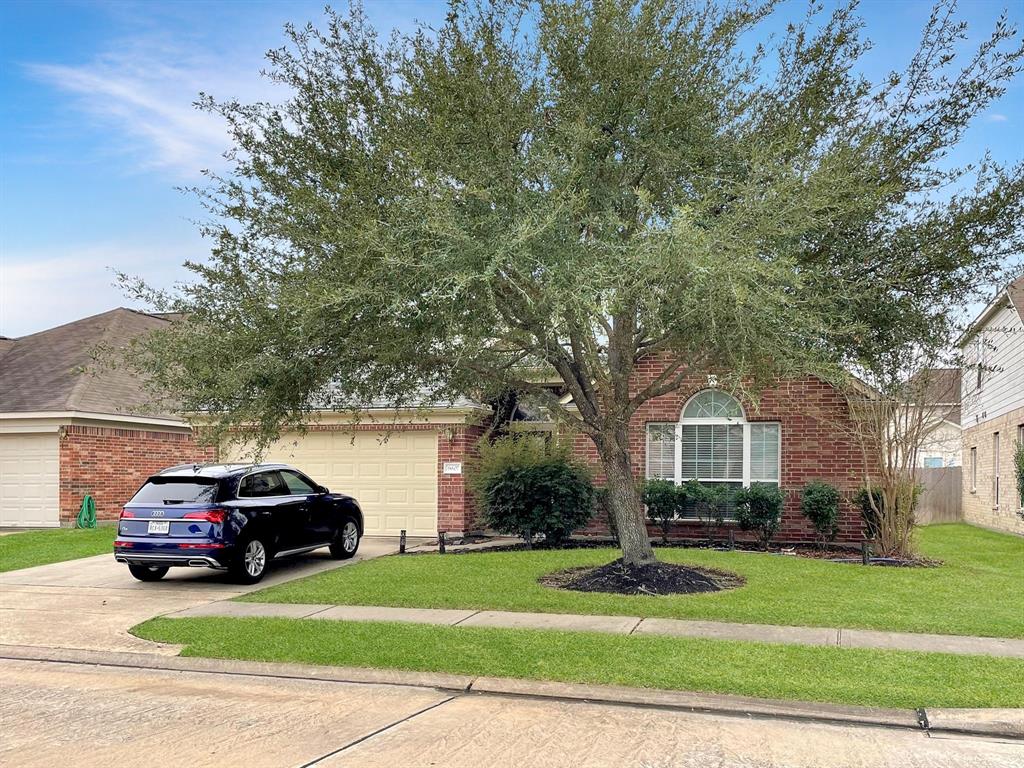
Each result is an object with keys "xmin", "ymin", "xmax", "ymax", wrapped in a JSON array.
[
  {"xmin": 59, "ymin": 425, "xmax": 215, "ymax": 522},
  {"xmin": 438, "ymin": 424, "xmax": 485, "ymax": 534},
  {"xmin": 571, "ymin": 361, "xmax": 868, "ymax": 545}
]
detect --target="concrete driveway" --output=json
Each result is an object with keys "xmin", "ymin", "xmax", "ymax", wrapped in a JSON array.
[
  {"xmin": 2, "ymin": 658, "xmax": 1021, "ymax": 768},
  {"xmin": 0, "ymin": 537, "xmax": 399, "ymax": 654}
]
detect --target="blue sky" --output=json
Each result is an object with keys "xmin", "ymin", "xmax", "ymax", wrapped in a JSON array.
[{"xmin": 1, "ymin": 0, "xmax": 1021, "ymax": 337}]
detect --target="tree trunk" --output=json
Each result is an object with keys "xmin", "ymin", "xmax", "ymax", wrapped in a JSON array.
[{"xmin": 599, "ymin": 431, "xmax": 656, "ymax": 566}]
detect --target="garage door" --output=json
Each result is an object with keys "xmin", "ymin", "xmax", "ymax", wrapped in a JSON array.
[
  {"xmin": 236, "ymin": 430, "xmax": 438, "ymax": 537},
  {"xmin": 0, "ymin": 433, "xmax": 60, "ymax": 527}
]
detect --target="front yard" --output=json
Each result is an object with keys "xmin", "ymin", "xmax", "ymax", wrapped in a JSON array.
[
  {"xmin": 135, "ymin": 616, "xmax": 1024, "ymax": 709},
  {"xmin": 0, "ymin": 527, "xmax": 115, "ymax": 573},
  {"xmin": 244, "ymin": 524, "xmax": 1024, "ymax": 638}
]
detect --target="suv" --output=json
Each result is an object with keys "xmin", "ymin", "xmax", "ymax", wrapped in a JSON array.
[{"xmin": 114, "ymin": 463, "xmax": 363, "ymax": 584}]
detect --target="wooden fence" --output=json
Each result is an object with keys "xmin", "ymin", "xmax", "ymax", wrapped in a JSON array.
[{"xmin": 915, "ymin": 466, "xmax": 963, "ymax": 525}]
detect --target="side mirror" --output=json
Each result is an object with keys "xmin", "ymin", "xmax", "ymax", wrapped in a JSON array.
[{"xmin": 317, "ymin": 485, "xmax": 330, "ymax": 494}]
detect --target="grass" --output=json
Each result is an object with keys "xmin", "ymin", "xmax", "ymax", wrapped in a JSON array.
[
  {"xmin": 0, "ymin": 527, "xmax": 116, "ymax": 573},
  {"xmin": 244, "ymin": 524, "xmax": 1024, "ymax": 638},
  {"xmin": 135, "ymin": 615, "xmax": 1024, "ymax": 709}
]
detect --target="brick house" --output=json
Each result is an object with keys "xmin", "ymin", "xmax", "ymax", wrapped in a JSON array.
[
  {"xmin": 0, "ymin": 309, "xmax": 216, "ymax": 527},
  {"xmin": 562, "ymin": 364, "xmax": 868, "ymax": 545},
  {"xmin": 959, "ymin": 276, "xmax": 1024, "ymax": 535}
]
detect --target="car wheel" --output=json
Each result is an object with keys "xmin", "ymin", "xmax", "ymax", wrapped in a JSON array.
[
  {"xmin": 329, "ymin": 519, "xmax": 360, "ymax": 560},
  {"xmin": 231, "ymin": 535, "xmax": 270, "ymax": 584},
  {"xmin": 128, "ymin": 564, "xmax": 169, "ymax": 582}
]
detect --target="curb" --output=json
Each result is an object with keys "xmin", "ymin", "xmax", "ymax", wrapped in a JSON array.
[{"xmin": 2, "ymin": 643, "xmax": 1021, "ymax": 739}]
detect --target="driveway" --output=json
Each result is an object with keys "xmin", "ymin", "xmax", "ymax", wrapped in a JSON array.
[
  {"xmin": 2, "ymin": 658, "xmax": 1021, "ymax": 768},
  {"xmin": 0, "ymin": 538, "xmax": 399, "ymax": 654}
]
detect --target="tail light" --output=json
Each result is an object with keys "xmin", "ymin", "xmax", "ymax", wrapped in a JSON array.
[
  {"xmin": 114, "ymin": 540, "xmax": 133, "ymax": 548},
  {"xmin": 119, "ymin": 510, "xmax": 135, "ymax": 519},
  {"xmin": 183, "ymin": 508, "xmax": 227, "ymax": 524}
]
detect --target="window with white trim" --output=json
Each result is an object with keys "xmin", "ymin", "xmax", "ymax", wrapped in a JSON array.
[{"xmin": 645, "ymin": 390, "xmax": 781, "ymax": 518}]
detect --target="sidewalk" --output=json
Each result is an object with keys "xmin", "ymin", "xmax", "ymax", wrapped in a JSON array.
[{"xmin": 167, "ymin": 601, "xmax": 1024, "ymax": 658}]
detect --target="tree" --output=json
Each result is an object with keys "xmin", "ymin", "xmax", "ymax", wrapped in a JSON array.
[
  {"xmin": 841, "ymin": 352, "xmax": 959, "ymax": 558},
  {"xmin": 121, "ymin": 0, "xmax": 1024, "ymax": 566}
]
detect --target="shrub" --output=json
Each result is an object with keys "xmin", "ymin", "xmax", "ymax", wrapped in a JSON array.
[
  {"xmin": 1015, "ymin": 441, "xmax": 1024, "ymax": 518},
  {"xmin": 855, "ymin": 487, "xmax": 884, "ymax": 540},
  {"xmin": 735, "ymin": 483, "xmax": 784, "ymax": 549},
  {"xmin": 855, "ymin": 484, "xmax": 922, "ymax": 553},
  {"xmin": 685, "ymin": 480, "xmax": 731, "ymax": 543},
  {"xmin": 800, "ymin": 480, "xmax": 841, "ymax": 547},
  {"xmin": 472, "ymin": 435, "xmax": 595, "ymax": 546},
  {"xmin": 643, "ymin": 480, "xmax": 685, "ymax": 544}
]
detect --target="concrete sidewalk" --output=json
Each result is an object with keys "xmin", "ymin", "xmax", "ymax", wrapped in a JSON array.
[{"xmin": 167, "ymin": 601, "xmax": 1024, "ymax": 658}]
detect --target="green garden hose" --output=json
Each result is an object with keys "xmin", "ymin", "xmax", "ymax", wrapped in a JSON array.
[{"xmin": 76, "ymin": 495, "xmax": 97, "ymax": 529}]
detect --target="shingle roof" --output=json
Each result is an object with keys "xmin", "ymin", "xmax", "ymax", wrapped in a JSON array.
[{"xmin": 0, "ymin": 308, "xmax": 180, "ymax": 419}]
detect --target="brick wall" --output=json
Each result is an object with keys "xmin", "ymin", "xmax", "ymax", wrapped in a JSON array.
[
  {"xmin": 570, "ymin": 360, "xmax": 869, "ymax": 545},
  {"xmin": 437, "ymin": 424, "xmax": 486, "ymax": 535},
  {"xmin": 962, "ymin": 406, "xmax": 1024, "ymax": 535},
  {"xmin": 59, "ymin": 424, "xmax": 215, "ymax": 523}
]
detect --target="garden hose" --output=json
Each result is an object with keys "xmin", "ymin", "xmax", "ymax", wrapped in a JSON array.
[{"xmin": 76, "ymin": 495, "xmax": 97, "ymax": 529}]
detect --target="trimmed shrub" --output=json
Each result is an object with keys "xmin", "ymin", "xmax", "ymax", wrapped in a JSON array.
[
  {"xmin": 1015, "ymin": 441, "xmax": 1024, "ymax": 518},
  {"xmin": 685, "ymin": 479, "xmax": 731, "ymax": 542},
  {"xmin": 643, "ymin": 479, "xmax": 685, "ymax": 544},
  {"xmin": 472, "ymin": 435, "xmax": 595, "ymax": 546},
  {"xmin": 800, "ymin": 480, "xmax": 841, "ymax": 546},
  {"xmin": 735, "ymin": 483, "xmax": 784, "ymax": 549}
]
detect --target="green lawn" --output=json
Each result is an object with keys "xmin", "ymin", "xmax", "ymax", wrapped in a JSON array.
[
  {"xmin": 245, "ymin": 524, "xmax": 1024, "ymax": 638},
  {"xmin": 135, "ymin": 616, "xmax": 1024, "ymax": 709},
  {"xmin": 0, "ymin": 527, "xmax": 116, "ymax": 573}
]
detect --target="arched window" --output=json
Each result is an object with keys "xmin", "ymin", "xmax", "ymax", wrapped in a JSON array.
[{"xmin": 645, "ymin": 390, "xmax": 781, "ymax": 517}]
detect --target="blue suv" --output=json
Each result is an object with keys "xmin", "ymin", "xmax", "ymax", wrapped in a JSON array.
[{"xmin": 114, "ymin": 463, "xmax": 363, "ymax": 584}]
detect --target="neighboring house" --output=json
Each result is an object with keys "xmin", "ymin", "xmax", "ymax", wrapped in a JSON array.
[
  {"xmin": 911, "ymin": 368, "xmax": 962, "ymax": 469},
  {"xmin": 960, "ymin": 276, "xmax": 1024, "ymax": 535},
  {"xmin": 0, "ymin": 309, "xmax": 214, "ymax": 527}
]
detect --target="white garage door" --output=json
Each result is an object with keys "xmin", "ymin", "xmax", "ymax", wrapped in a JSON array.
[
  {"xmin": 237, "ymin": 430, "xmax": 438, "ymax": 537},
  {"xmin": 0, "ymin": 433, "xmax": 60, "ymax": 527}
]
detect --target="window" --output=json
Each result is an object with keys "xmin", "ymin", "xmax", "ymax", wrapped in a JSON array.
[
  {"xmin": 975, "ymin": 338, "xmax": 984, "ymax": 391},
  {"xmin": 923, "ymin": 456, "xmax": 943, "ymax": 469},
  {"xmin": 131, "ymin": 478, "xmax": 219, "ymax": 504},
  {"xmin": 645, "ymin": 390, "xmax": 781, "ymax": 519},
  {"xmin": 280, "ymin": 470, "xmax": 318, "ymax": 495},
  {"xmin": 238, "ymin": 470, "xmax": 288, "ymax": 498},
  {"xmin": 993, "ymin": 433, "xmax": 1000, "ymax": 508},
  {"xmin": 970, "ymin": 447, "xmax": 977, "ymax": 492}
]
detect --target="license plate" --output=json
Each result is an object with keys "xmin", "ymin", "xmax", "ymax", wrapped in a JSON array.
[{"xmin": 147, "ymin": 520, "xmax": 170, "ymax": 535}]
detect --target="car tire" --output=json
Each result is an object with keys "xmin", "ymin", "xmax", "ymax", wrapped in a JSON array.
[
  {"xmin": 128, "ymin": 564, "xmax": 169, "ymax": 582},
  {"xmin": 329, "ymin": 519, "xmax": 360, "ymax": 560},
  {"xmin": 230, "ymin": 534, "xmax": 270, "ymax": 584}
]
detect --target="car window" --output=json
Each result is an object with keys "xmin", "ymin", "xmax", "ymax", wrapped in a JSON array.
[
  {"xmin": 131, "ymin": 479, "xmax": 219, "ymax": 504},
  {"xmin": 238, "ymin": 471, "xmax": 289, "ymax": 498},
  {"xmin": 280, "ymin": 470, "xmax": 318, "ymax": 495}
]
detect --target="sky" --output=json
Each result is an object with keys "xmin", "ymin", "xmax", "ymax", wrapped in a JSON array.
[{"xmin": 1, "ymin": 0, "xmax": 1021, "ymax": 338}]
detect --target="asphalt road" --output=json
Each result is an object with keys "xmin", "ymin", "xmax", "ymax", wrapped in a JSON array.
[{"xmin": 2, "ymin": 658, "xmax": 1022, "ymax": 768}]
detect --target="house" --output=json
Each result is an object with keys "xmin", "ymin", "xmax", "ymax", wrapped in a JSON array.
[
  {"xmin": 911, "ymin": 368, "xmax": 962, "ymax": 468},
  {"xmin": 959, "ymin": 276, "xmax": 1024, "ymax": 535},
  {"xmin": 0, "ymin": 309, "xmax": 214, "ymax": 527}
]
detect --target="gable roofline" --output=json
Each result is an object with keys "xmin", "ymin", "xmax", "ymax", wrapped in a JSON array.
[{"xmin": 957, "ymin": 275, "xmax": 1024, "ymax": 347}]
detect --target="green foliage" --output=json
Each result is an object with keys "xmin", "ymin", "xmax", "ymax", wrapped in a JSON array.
[
  {"xmin": 685, "ymin": 480, "xmax": 734, "ymax": 541},
  {"xmin": 1015, "ymin": 441, "xmax": 1024, "ymax": 518},
  {"xmin": 801, "ymin": 481, "xmax": 841, "ymax": 546},
  {"xmin": 642, "ymin": 480, "xmax": 685, "ymax": 543},
  {"xmin": 474, "ymin": 436, "xmax": 595, "ymax": 545},
  {"xmin": 116, "ymin": 0, "xmax": 1024, "ymax": 562},
  {"xmin": 855, "ymin": 485, "xmax": 922, "ymax": 544},
  {"xmin": 735, "ymin": 483, "xmax": 784, "ymax": 549}
]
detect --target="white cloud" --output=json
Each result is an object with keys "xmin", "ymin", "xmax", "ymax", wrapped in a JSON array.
[
  {"xmin": 985, "ymin": 113, "xmax": 1009, "ymax": 123},
  {"xmin": 26, "ymin": 41, "xmax": 282, "ymax": 179},
  {"xmin": 0, "ymin": 240, "xmax": 201, "ymax": 337}
]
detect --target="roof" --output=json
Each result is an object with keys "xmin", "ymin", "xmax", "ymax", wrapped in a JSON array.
[
  {"xmin": 0, "ymin": 308, "xmax": 179, "ymax": 419},
  {"xmin": 907, "ymin": 367, "xmax": 961, "ymax": 425},
  {"xmin": 959, "ymin": 275, "xmax": 1024, "ymax": 345},
  {"xmin": 155, "ymin": 463, "xmax": 286, "ymax": 479}
]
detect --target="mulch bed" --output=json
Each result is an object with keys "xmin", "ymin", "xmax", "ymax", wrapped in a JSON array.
[{"xmin": 539, "ymin": 560, "xmax": 745, "ymax": 596}]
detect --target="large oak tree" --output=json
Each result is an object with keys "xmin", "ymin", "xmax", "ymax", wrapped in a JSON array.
[{"xmin": 124, "ymin": 0, "xmax": 1023, "ymax": 565}]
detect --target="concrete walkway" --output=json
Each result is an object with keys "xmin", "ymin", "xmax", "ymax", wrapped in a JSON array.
[{"xmin": 167, "ymin": 601, "xmax": 1024, "ymax": 658}]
